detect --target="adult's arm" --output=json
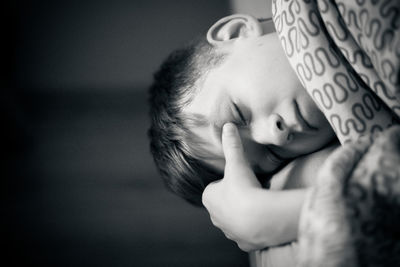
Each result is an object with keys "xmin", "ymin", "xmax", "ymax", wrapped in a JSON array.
[{"xmin": 272, "ymin": 0, "xmax": 398, "ymax": 144}]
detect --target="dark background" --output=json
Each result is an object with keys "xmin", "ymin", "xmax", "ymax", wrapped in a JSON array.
[{"xmin": 3, "ymin": 1, "xmax": 251, "ymax": 266}]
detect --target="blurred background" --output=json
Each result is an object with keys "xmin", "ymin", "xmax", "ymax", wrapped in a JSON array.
[{"xmin": 3, "ymin": 1, "xmax": 271, "ymax": 266}]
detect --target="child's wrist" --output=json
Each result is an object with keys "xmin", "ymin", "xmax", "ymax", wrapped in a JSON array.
[{"xmin": 251, "ymin": 189, "xmax": 309, "ymax": 247}]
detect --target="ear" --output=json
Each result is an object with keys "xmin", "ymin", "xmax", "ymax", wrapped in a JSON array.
[{"xmin": 207, "ymin": 14, "xmax": 263, "ymax": 47}]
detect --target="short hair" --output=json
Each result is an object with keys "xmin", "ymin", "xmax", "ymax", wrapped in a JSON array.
[{"xmin": 148, "ymin": 36, "xmax": 226, "ymax": 207}]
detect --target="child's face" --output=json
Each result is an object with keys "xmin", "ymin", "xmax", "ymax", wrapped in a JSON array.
[{"xmin": 183, "ymin": 33, "xmax": 335, "ymax": 174}]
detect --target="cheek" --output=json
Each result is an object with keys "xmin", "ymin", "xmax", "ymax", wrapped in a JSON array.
[{"xmin": 302, "ymin": 130, "xmax": 336, "ymax": 153}]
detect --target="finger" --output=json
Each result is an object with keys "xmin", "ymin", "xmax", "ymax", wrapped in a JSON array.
[
  {"xmin": 222, "ymin": 123, "xmax": 260, "ymax": 187},
  {"xmin": 318, "ymin": 139, "xmax": 370, "ymax": 187},
  {"xmin": 377, "ymin": 125, "xmax": 400, "ymax": 153},
  {"xmin": 222, "ymin": 123, "xmax": 251, "ymax": 171}
]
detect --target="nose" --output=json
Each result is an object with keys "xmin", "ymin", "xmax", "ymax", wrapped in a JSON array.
[{"xmin": 251, "ymin": 114, "xmax": 291, "ymax": 146}]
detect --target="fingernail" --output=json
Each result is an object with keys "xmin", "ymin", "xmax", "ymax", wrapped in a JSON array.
[{"xmin": 223, "ymin": 123, "xmax": 236, "ymax": 135}]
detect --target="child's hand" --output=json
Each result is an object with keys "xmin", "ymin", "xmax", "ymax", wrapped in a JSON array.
[{"xmin": 202, "ymin": 123, "xmax": 266, "ymax": 251}]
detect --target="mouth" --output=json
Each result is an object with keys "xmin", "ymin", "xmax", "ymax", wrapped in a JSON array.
[
  {"xmin": 256, "ymin": 146, "xmax": 291, "ymax": 174},
  {"xmin": 266, "ymin": 145, "xmax": 293, "ymax": 163},
  {"xmin": 266, "ymin": 146, "xmax": 286, "ymax": 163},
  {"xmin": 294, "ymin": 100, "xmax": 318, "ymax": 132}
]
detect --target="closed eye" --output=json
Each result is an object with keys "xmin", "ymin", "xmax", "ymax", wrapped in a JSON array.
[{"xmin": 233, "ymin": 102, "xmax": 247, "ymax": 126}]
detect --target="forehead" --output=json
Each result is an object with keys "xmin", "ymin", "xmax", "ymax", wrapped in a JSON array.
[{"xmin": 184, "ymin": 62, "xmax": 230, "ymax": 126}]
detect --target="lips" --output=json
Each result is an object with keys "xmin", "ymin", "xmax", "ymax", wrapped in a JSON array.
[
  {"xmin": 266, "ymin": 146, "xmax": 286, "ymax": 163},
  {"xmin": 294, "ymin": 100, "xmax": 318, "ymax": 132},
  {"xmin": 267, "ymin": 145, "xmax": 293, "ymax": 162}
]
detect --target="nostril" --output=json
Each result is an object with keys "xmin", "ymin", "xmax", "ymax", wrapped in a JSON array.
[{"xmin": 276, "ymin": 121, "xmax": 283, "ymax": 131}]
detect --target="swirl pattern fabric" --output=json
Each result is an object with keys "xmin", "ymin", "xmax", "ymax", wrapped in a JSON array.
[{"xmin": 272, "ymin": 0, "xmax": 400, "ymax": 144}]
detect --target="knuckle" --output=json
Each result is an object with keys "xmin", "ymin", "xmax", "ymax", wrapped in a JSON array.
[
  {"xmin": 202, "ymin": 180, "xmax": 220, "ymax": 204},
  {"xmin": 209, "ymin": 216, "xmax": 218, "ymax": 226},
  {"xmin": 224, "ymin": 232, "xmax": 233, "ymax": 240},
  {"xmin": 324, "ymin": 148, "xmax": 353, "ymax": 172},
  {"xmin": 201, "ymin": 197, "xmax": 209, "ymax": 209},
  {"xmin": 201, "ymin": 189, "xmax": 213, "ymax": 209},
  {"xmin": 237, "ymin": 243, "xmax": 252, "ymax": 252}
]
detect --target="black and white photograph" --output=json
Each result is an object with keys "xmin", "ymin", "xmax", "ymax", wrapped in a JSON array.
[{"xmin": 4, "ymin": 0, "xmax": 400, "ymax": 266}]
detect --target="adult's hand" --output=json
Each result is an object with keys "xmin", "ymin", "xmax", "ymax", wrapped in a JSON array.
[
  {"xmin": 298, "ymin": 126, "xmax": 400, "ymax": 267},
  {"xmin": 297, "ymin": 138, "xmax": 370, "ymax": 267},
  {"xmin": 202, "ymin": 123, "xmax": 263, "ymax": 251}
]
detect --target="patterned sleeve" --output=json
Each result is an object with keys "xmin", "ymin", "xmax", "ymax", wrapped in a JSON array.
[{"xmin": 272, "ymin": 0, "xmax": 400, "ymax": 144}]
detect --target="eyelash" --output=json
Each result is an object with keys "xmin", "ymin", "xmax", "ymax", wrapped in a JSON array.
[{"xmin": 233, "ymin": 103, "xmax": 247, "ymax": 126}]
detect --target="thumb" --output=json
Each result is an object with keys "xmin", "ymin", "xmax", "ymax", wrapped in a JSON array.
[
  {"xmin": 222, "ymin": 123, "xmax": 252, "ymax": 174},
  {"xmin": 317, "ymin": 137, "xmax": 370, "ymax": 188}
]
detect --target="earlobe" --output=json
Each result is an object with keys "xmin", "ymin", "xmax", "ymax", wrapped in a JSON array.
[{"xmin": 207, "ymin": 14, "xmax": 263, "ymax": 47}]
